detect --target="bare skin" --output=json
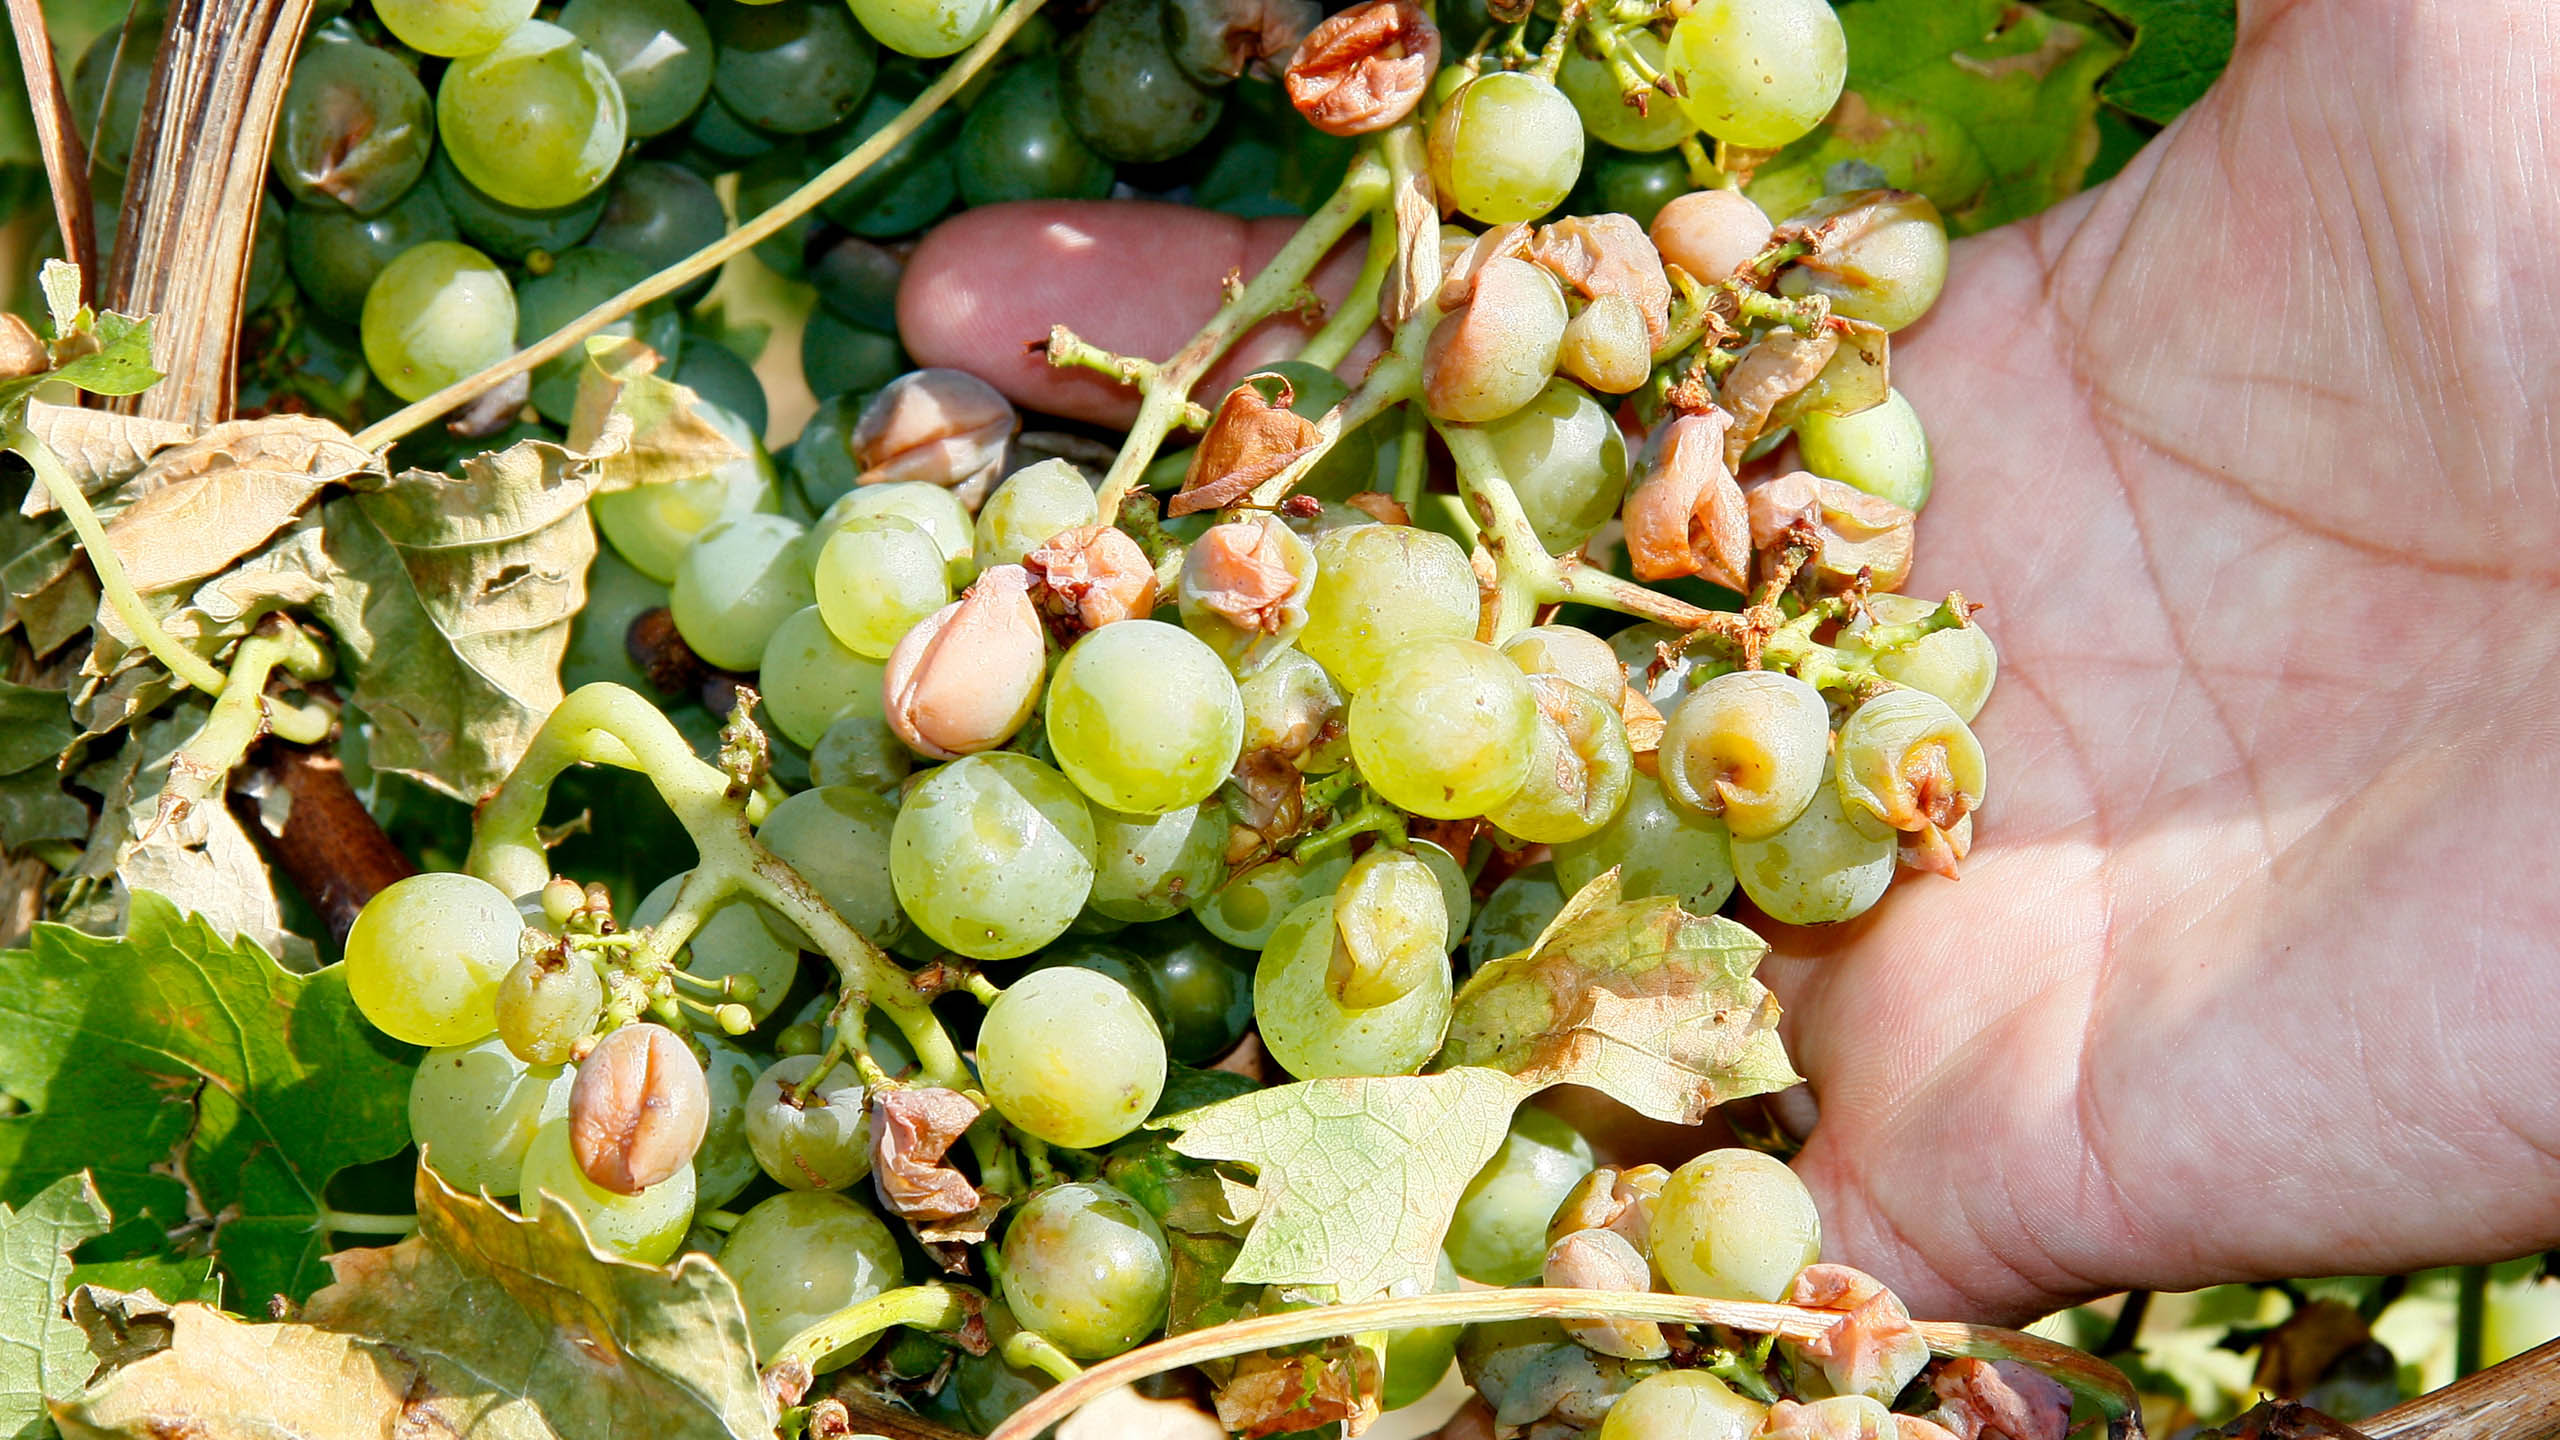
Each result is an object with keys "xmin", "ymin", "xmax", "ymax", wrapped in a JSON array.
[{"xmin": 897, "ymin": 0, "xmax": 2560, "ymax": 1323}]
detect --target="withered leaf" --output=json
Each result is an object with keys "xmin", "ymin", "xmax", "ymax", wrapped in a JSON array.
[
  {"xmin": 871, "ymin": 1087, "xmax": 1001, "ymax": 1243},
  {"xmin": 98, "ymin": 415, "xmax": 376, "ymax": 596},
  {"xmin": 17, "ymin": 401, "xmax": 192, "ymax": 514},
  {"xmin": 1217, "ymin": 1343, "xmax": 1385, "ymax": 1440},
  {"xmin": 566, "ymin": 336, "xmax": 743, "ymax": 496},
  {"xmin": 1172, "ymin": 379, "xmax": 1323, "ymax": 516}
]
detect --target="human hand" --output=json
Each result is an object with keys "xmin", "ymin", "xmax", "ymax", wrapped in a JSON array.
[{"xmin": 895, "ymin": 0, "xmax": 2560, "ymax": 1324}]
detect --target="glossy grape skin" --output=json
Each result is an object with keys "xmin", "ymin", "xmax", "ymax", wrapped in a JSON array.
[
  {"xmin": 976, "ymin": 459, "xmax": 1100, "ymax": 569},
  {"xmin": 852, "ymin": 0, "xmax": 1003, "ymax": 58},
  {"xmin": 1350, "ymin": 638, "xmax": 1538, "ymax": 821},
  {"xmin": 518, "ymin": 1117, "xmax": 696, "ymax": 1263},
  {"xmin": 1298, "ymin": 525, "xmax": 1481, "ymax": 693},
  {"xmin": 270, "ymin": 37, "xmax": 433, "ymax": 214},
  {"xmin": 594, "ymin": 402, "xmax": 781, "ymax": 581},
  {"xmin": 432, "ymin": 151, "xmax": 609, "ymax": 262},
  {"xmin": 1447, "ymin": 1108, "xmax": 1596, "ymax": 1285},
  {"xmin": 1089, "ymin": 802, "xmax": 1227, "ymax": 923},
  {"xmin": 1796, "ymin": 386, "xmax": 1932, "ymax": 510},
  {"xmin": 1653, "ymin": 1147, "xmax": 1820, "ymax": 1301},
  {"xmin": 1657, "ymin": 670, "xmax": 1830, "ymax": 839},
  {"xmin": 1560, "ymin": 31, "xmax": 1691, "ymax": 153},
  {"xmin": 1592, "ymin": 147, "xmax": 1692, "ymax": 230},
  {"xmin": 808, "ymin": 234, "xmax": 904, "ymax": 332},
  {"xmin": 1486, "ymin": 674, "xmax": 1635, "ymax": 845},
  {"xmin": 1466, "ymin": 864, "xmax": 1565, "ymax": 970},
  {"xmin": 515, "ymin": 246, "xmax": 672, "ymax": 425},
  {"xmin": 675, "ymin": 338, "xmax": 771, "ymax": 440},
  {"xmin": 1197, "ymin": 849, "xmax": 1352, "ymax": 951},
  {"xmin": 1256, "ymin": 896, "xmax": 1452, "ymax": 1080},
  {"xmin": 816, "ymin": 482, "xmax": 976, "ymax": 584},
  {"xmin": 589, "ymin": 161, "xmax": 729, "ymax": 294},
  {"xmin": 360, "ymin": 241, "xmax": 516, "ymax": 405},
  {"xmin": 560, "ymin": 0, "xmax": 715, "ymax": 138},
  {"xmin": 286, "ymin": 184, "xmax": 455, "ymax": 323},
  {"xmin": 955, "ymin": 59, "xmax": 1115, "ymax": 206},
  {"xmin": 1428, "ymin": 71, "xmax": 1584, "ymax": 224},
  {"xmin": 376, "ymin": 0, "xmax": 537, "ymax": 58},
  {"xmin": 818, "ymin": 92, "xmax": 963, "ymax": 236},
  {"xmin": 892, "ymin": 754, "xmax": 1097, "ymax": 959},
  {"xmin": 1597, "ymin": 1370, "xmax": 1768, "ymax": 1440},
  {"xmin": 1729, "ymin": 755, "xmax": 1895, "ymax": 925},
  {"xmin": 710, "ymin": 0, "xmax": 879, "ymax": 135},
  {"xmin": 1048, "ymin": 622, "xmax": 1244, "ymax": 816},
  {"xmin": 693, "ymin": 1036, "xmax": 766, "ymax": 1209},
  {"xmin": 437, "ymin": 21, "xmax": 630, "ymax": 212},
  {"xmin": 1836, "ymin": 687, "xmax": 1987, "ymax": 830},
  {"xmin": 759, "ymin": 605, "xmax": 883, "ymax": 748},
  {"xmin": 1501, "ymin": 625, "xmax": 1624, "ymax": 704},
  {"xmin": 409, "ymin": 1036, "xmax": 572, "ymax": 1194},
  {"xmin": 1331, "ymin": 848, "xmax": 1450, "ymax": 1009},
  {"xmin": 999, "ymin": 1181, "xmax": 1173, "ymax": 1358},
  {"xmin": 632, "ymin": 874, "xmax": 803, "ymax": 1024},
  {"xmin": 1061, "ymin": 0, "xmax": 1224, "ymax": 164},
  {"xmin": 980, "ymin": 968, "xmax": 1167, "ymax": 1148},
  {"xmin": 1411, "ymin": 839, "xmax": 1474, "ymax": 946},
  {"xmin": 1776, "ymin": 190, "xmax": 1950, "ymax": 333},
  {"xmin": 1479, "ymin": 381, "xmax": 1632, "ymax": 554},
  {"xmin": 1130, "ymin": 921, "xmax": 1256, "ymax": 1065},
  {"xmin": 1554, "ymin": 773, "xmax": 1738, "ymax": 916},
  {"xmin": 1667, "ymin": 0, "xmax": 1846, "ymax": 150},
  {"xmin": 344, "ymin": 871, "xmax": 521, "ymax": 1047},
  {"xmin": 670, "ymin": 513, "xmax": 815, "ymax": 671},
  {"xmin": 803, "ymin": 310, "xmax": 910, "ymax": 400},
  {"xmin": 1383, "ymin": 1251, "xmax": 1465, "ymax": 1410},
  {"xmin": 814, "ymin": 515, "xmax": 952, "ymax": 659},
  {"xmin": 810, "ymin": 710, "xmax": 913, "ymax": 792},
  {"xmin": 1838, "ymin": 594, "xmax": 1997, "ymax": 723},
  {"xmin": 495, "ymin": 950, "xmax": 604, "ymax": 1065},
  {"xmin": 723, "ymin": 1190, "xmax": 905, "ymax": 1358},
  {"xmin": 746, "ymin": 1053, "xmax": 873, "ymax": 1190},
  {"xmin": 752, "ymin": 785, "xmax": 903, "ymax": 946}
]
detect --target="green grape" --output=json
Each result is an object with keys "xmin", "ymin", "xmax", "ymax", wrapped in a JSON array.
[
  {"xmin": 376, "ymin": 0, "xmax": 538, "ymax": 57},
  {"xmin": 1410, "ymin": 839, "xmax": 1473, "ymax": 946},
  {"xmin": 594, "ymin": 401, "xmax": 781, "ymax": 581},
  {"xmin": 432, "ymin": 150, "xmax": 609, "ymax": 262},
  {"xmin": 563, "ymin": 547, "xmax": 668, "ymax": 693},
  {"xmin": 1196, "ymin": 849, "xmax": 1351, "ymax": 951},
  {"xmin": 746, "ymin": 1053, "xmax": 873, "ymax": 1190},
  {"xmin": 979, "ymin": 968, "xmax": 1167, "ymax": 1147},
  {"xmin": 752, "ymin": 785, "xmax": 903, "ymax": 947},
  {"xmin": 1024, "ymin": 940, "xmax": 1166, "ymax": 1027},
  {"xmin": 1554, "ymin": 773, "xmax": 1737, "ymax": 915},
  {"xmin": 816, "ymin": 482, "xmax": 976, "ymax": 584},
  {"xmin": 1349, "ymin": 637, "xmax": 1536, "ymax": 821},
  {"xmin": 759, "ymin": 606, "xmax": 883, "ymax": 747},
  {"xmin": 1775, "ymin": 189, "xmax": 1949, "ymax": 333},
  {"xmin": 1838, "ymin": 593, "xmax": 1996, "ymax": 723},
  {"xmin": 1487, "ymin": 675, "xmax": 1634, "ymax": 844},
  {"xmin": 1592, "ymin": 147, "xmax": 1692, "ymax": 230},
  {"xmin": 802, "ymin": 309, "xmax": 911, "ymax": 399},
  {"xmin": 1479, "ymin": 380, "xmax": 1631, "ymax": 554},
  {"xmin": 515, "ymin": 246, "xmax": 673, "ymax": 425},
  {"xmin": 976, "ymin": 459, "xmax": 1099, "ymax": 569},
  {"xmin": 808, "ymin": 234, "xmax": 904, "ymax": 331},
  {"xmin": 1234, "ymin": 643, "xmax": 1347, "ymax": 772},
  {"xmin": 1447, "ymin": 1107, "xmax": 1595, "ymax": 1285},
  {"xmin": 722, "ymin": 1190, "xmax": 905, "ymax": 1357},
  {"xmin": 1089, "ymin": 801, "xmax": 1227, "ymax": 922},
  {"xmin": 1383, "ymin": 1251, "xmax": 1464, "ymax": 1411},
  {"xmin": 270, "ymin": 36, "xmax": 433, "ymax": 214},
  {"xmin": 670, "ymin": 512, "xmax": 814, "ymax": 671},
  {"xmin": 1597, "ymin": 1370, "xmax": 1768, "ymax": 1440},
  {"xmin": 518, "ymin": 1116, "xmax": 696, "ymax": 1263},
  {"xmin": 409, "ymin": 1035, "xmax": 572, "ymax": 1194},
  {"xmin": 1795, "ymin": 386, "xmax": 1932, "ymax": 510},
  {"xmin": 1666, "ymin": 0, "xmax": 1846, "ymax": 150},
  {"xmin": 1836, "ymin": 687, "xmax": 1986, "ymax": 834},
  {"xmin": 791, "ymin": 392, "xmax": 867, "ymax": 509},
  {"xmin": 954, "ymin": 59, "xmax": 1115, "ymax": 207},
  {"xmin": 685, "ymin": 91, "xmax": 788, "ymax": 162},
  {"xmin": 892, "ymin": 753, "xmax": 1097, "ymax": 959},
  {"xmin": 1129, "ymin": 920, "xmax": 1256, "ymax": 1065},
  {"xmin": 816, "ymin": 91, "xmax": 963, "ymax": 236},
  {"xmin": 674, "ymin": 338, "xmax": 771, "ymax": 446},
  {"xmin": 1331, "ymin": 848, "xmax": 1449, "ymax": 1009},
  {"xmin": 1047, "ymin": 622, "xmax": 1244, "ymax": 816},
  {"xmin": 437, "ymin": 21, "xmax": 630, "ymax": 211},
  {"xmin": 1501, "ymin": 625, "xmax": 1624, "ymax": 704},
  {"xmin": 560, "ymin": 0, "xmax": 715, "ymax": 138},
  {"xmin": 360, "ymin": 241, "xmax": 516, "ymax": 405},
  {"xmin": 813, "ymin": 515, "xmax": 952, "ymax": 659},
  {"xmin": 1652, "ymin": 1147, "xmax": 1820, "ymax": 1301},
  {"xmin": 1467, "ymin": 864, "xmax": 1564, "ymax": 970},
  {"xmin": 285, "ymin": 184, "xmax": 455, "ymax": 323},
  {"xmin": 589, "ymin": 161, "xmax": 729, "ymax": 300},
  {"xmin": 851, "ymin": 0, "xmax": 1003, "ymax": 58},
  {"xmin": 951, "ymin": 1350, "xmax": 1054, "ymax": 1433},
  {"xmin": 1256, "ymin": 895, "xmax": 1451, "ymax": 1080},
  {"xmin": 739, "ymin": 151, "xmax": 819, "ymax": 280},
  {"xmin": 810, "ymin": 710, "xmax": 913, "ymax": 791},
  {"xmin": 1061, "ymin": 0, "xmax": 1224, "ymax": 164},
  {"xmin": 495, "ymin": 949, "xmax": 605, "ymax": 1064},
  {"xmin": 1298, "ymin": 524, "xmax": 1481, "ymax": 693},
  {"xmin": 633, "ymin": 874, "xmax": 803, "ymax": 1022},
  {"xmin": 710, "ymin": 0, "xmax": 879, "ymax": 135},
  {"xmin": 998, "ymin": 1181, "xmax": 1173, "ymax": 1358},
  {"xmin": 1427, "ymin": 71, "xmax": 1584, "ymax": 224},
  {"xmin": 1560, "ymin": 31, "xmax": 1691, "ymax": 153},
  {"xmin": 1729, "ymin": 756, "xmax": 1895, "ymax": 924},
  {"xmin": 344, "ymin": 871, "xmax": 522, "ymax": 1046},
  {"xmin": 693, "ymin": 1036, "xmax": 766, "ymax": 1209},
  {"xmin": 1657, "ymin": 669, "xmax": 1829, "ymax": 839}
]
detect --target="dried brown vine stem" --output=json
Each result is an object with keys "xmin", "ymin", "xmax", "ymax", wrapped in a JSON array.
[
  {"xmin": 2363, "ymin": 1334, "xmax": 2560, "ymax": 1440},
  {"xmin": 3, "ymin": 0, "xmax": 98, "ymax": 288}
]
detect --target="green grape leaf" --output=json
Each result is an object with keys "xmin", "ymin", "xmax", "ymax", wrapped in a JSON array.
[
  {"xmin": 2087, "ymin": 0, "xmax": 2238, "ymax": 124},
  {"xmin": 64, "ymin": 1254, "xmax": 219, "ymax": 1307},
  {"xmin": 1746, "ymin": 0, "xmax": 2125, "ymax": 234},
  {"xmin": 1441, "ymin": 872, "xmax": 1799, "ymax": 1125},
  {"xmin": 0, "ymin": 893, "xmax": 414, "ymax": 1308},
  {"xmin": 0, "ymin": 766, "xmax": 87, "ymax": 852},
  {"xmin": 0, "ymin": 1173, "xmax": 111, "ymax": 1440},
  {"xmin": 0, "ymin": 682, "xmax": 72, "ymax": 774},
  {"xmin": 45, "ymin": 315, "xmax": 161, "ymax": 401},
  {"xmin": 1162, "ymin": 1068, "xmax": 1537, "ymax": 1304},
  {"xmin": 566, "ymin": 335, "xmax": 744, "ymax": 496},
  {"xmin": 57, "ymin": 1168, "xmax": 773, "ymax": 1440}
]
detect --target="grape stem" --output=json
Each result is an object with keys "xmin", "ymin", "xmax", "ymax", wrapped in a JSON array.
[
  {"xmin": 155, "ymin": 615, "xmax": 334, "ymax": 831},
  {"xmin": 464, "ymin": 683, "xmax": 967, "ymax": 1090},
  {"xmin": 317, "ymin": 1209, "xmax": 419, "ymax": 1237},
  {"xmin": 1296, "ymin": 209, "xmax": 1398, "ymax": 372},
  {"xmin": 6, "ymin": 423, "xmax": 227, "ymax": 694},
  {"xmin": 1243, "ymin": 307, "xmax": 1430, "ymax": 510},
  {"xmin": 346, "ymin": 0, "xmax": 1054, "ymax": 455},
  {"xmin": 1090, "ymin": 150, "xmax": 1394, "ymax": 518},
  {"xmin": 764, "ymin": 1281, "xmax": 985, "ymax": 1381},
  {"xmin": 1040, "ymin": 328, "xmax": 1213, "ymax": 431},
  {"xmin": 1002, "ymin": 1327, "xmax": 1085, "ymax": 1384},
  {"xmin": 1530, "ymin": 0, "xmax": 1589, "ymax": 83}
]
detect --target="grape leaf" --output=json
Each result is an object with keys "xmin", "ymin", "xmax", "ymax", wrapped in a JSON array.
[
  {"xmin": 567, "ymin": 336, "xmax": 744, "ymax": 495},
  {"xmin": 63, "ymin": 1254, "xmax": 218, "ymax": 1306},
  {"xmin": 15, "ymin": 403, "xmax": 190, "ymax": 514},
  {"xmin": 2087, "ymin": 0, "xmax": 2237, "ymax": 124},
  {"xmin": 57, "ymin": 1168, "xmax": 773, "ymax": 1440},
  {"xmin": 1746, "ymin": 0, "xmax": 2125, "ymax": 234},
  {"xmin": 0, "ymin": 682, "xmax": 71, "ymax": 774},
  {"xmin": 1441, "ymin": 872, "xmax": 1799, "ymax": 1124},
  {"xmin": 92, "ymin": 415, "xmax": 374, "ymax": 598},
  {"xmin": 0, "ymin": 1172, "xmax": 109, "ymax": 1440},
  {"xmin": 0, "ymin": 892, "xmax": 414, "ymax": 1308}
]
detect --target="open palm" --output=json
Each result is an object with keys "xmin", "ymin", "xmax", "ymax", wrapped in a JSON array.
[{"xmin": 899, "ymin": 0, "xmax": 2560, "ymax": 1324}]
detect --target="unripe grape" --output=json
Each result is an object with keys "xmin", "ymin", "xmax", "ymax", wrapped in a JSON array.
[
  {"xmin": 1667, "ymin": 0, "xmax": 1846, "ymax": 150},
  {"xmin": 410, "ymin": 1036, "xmax": 572, "ymax": 1195},
  {"xmin": 998, "ymin": 1182, "xmax": 1172, "ymax": 1358},
  {"xmin": 495, "ymin": 947, "xmax": 603, "ymax": 1065},
  {"xmin": 1598, "ymin": 1371, "xmax": 1766, "ymax": 1440},
  {"xmin": 518, "ymin": 1117, "xmax": 695, "ymax": 1263},
  {"xmin": 1652, "ymin": 1147, "xmax": 1819, "ymax": 1301},
  {"xmin": 1427, "ymin": 71, "xmax": 1583, "ymax": 224},
  {"xmin": 979, "ymin": 967, "xmax": 1167, "ymax": 1147},
  {"xmin": 1476, "ymin": 381, "xmax": 1631, "ymax": 553},
  {"xmin": 1351, "ymin": 637, "xmax": 1539, "ymax": 820},
  {"xmin": 1730, "ymin": 757, "xmax": 1896, "ymax": 924},
  {"xmin": 437, "ymin": 21, "xmax": 629, "ymax": 210},
  {"xmin": 360, "ymin": 242, "xmax": 516, "ymax": 405},
  {"xmin": 345, "ymin": 871, "xmax": 522, "ymax": 1047},
  {"xmin": 746, "ymin": 1054, "xmax": 873, "ymax": 1191},
  {"xmin": 814, "ymin": 515, "xmax": 952, "ymax": 659},
  {"xmin": 1046, "ymin": 620, "xmax": 1244, "ymax": 815},
  {"xmin": 723, "ymin": 1190, "xmax": 905, "ymax": 1358},
  {"xmin": 890, "ymin": 752, "xmax": 1096, "ymax": 959},
  {"xmin": 377, "ymin": 0, "xmax": 536, "ymax": 57},
  {"xmin": 1796, "ymin": 387, "xmax": 1933, "ymax": 511},
  {"xmin": 976, "ymin": 458, "xmax": 1100, "ymax": 568},
  {"xmin": 1298, "ymin": 524, "xmax": 1482, "ymax": 692},
  {"xmin": 1447, "ymin": 1108, "xmax": 1594, "ymax": 1285}
]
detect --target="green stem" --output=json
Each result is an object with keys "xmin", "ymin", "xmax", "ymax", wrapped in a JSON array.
[
  {"xmin": 1093, "ymin": 150, "xmax": 1392, "ymax": 517},
  {"xmin": 348, "ymin": 0, "xmax": 1051, "ymax": 454},
  {"xmin": 1391, "ymin": 402, "xmax": 1427, "ymax": 509},
  {"xmin": 1530, "ymin": 0, "xmax": 1587, "ymax": 82},
  {"xmin": 1244, "ymin": 311, "xmax": 1428, "ymax": 510},
  {"xmin": 160, "ymin": 618, "xmax": 334, "ymax": 820},
  {"xmin": 2457, "ymin": 1264, "xmax": 2488, "ymax": 1378},
  {"xmin": 318, "ymin": 1209, "xmax": 420, "ymax": 1237},
  {"xmin": 7, "ymin": 424, "xmax": 226, "ymax": 694},
  {"xmin": 1043, "ymin": 328, "xmax": 1212, "ymax": 430},
  {"xmin": 1295, "ymin": 209, "xmax": 1395, "ymax": 372},
  {"xmin": 634, "ymin": 863, "xmax": 734, "ymax": 972},
  {"xmin": 1003, "ymin": 1328, "xmax": 1085, "ymax": 1384},
  {"xmin": 765, "ymin": 1282, "xmax": 982, "ymax": 1379}
]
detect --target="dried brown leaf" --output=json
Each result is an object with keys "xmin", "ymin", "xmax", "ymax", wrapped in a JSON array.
[
  {"xmin": 99, "ymin": 414, "xmax": 375, "ymax": 595},
  {"xmin": 1216, "ymin": 1345, "xmax": 1384, "ymax": 1439},
  {"xmin": 18, "ymin": 402, "xmax": 194, "ymax": 513},
  {"xmin": 871, "ymin": 1087, "xmax": 998, "ymax": 1233}
]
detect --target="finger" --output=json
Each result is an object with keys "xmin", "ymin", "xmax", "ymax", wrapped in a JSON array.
[{"xmin": 897, "ymin": 199, "xmax": 1383, "ymax": 428}]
